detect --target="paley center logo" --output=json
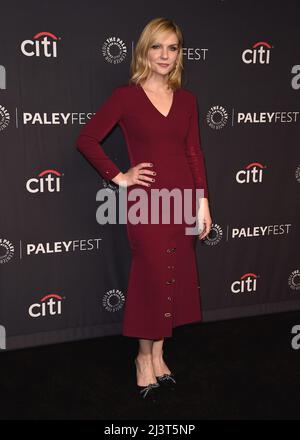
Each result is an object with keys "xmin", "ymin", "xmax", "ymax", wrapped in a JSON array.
[
  {"xmin": 0, "ymin": 238, "xmax": 14, "ymax": 264},
  {"xmin": 102, "ymin": 289, "xmax": 126, "ymax": 312},
  {"xmin": 242, "ymin": 41, "xmax": 273, "ymax": 64},
  {"xmin": 288, "ymin": 269, "xmax": 300, "ymax": 291},
  {"xmin": 231, "ymin": 272, "xmax": 259, "ymax": 294},
  {"xmin": 203, "ymin": 223, "xmax": 223, "ymax": 246},
  {"xmin": 206, "ymin": 106, "xmax": 299, "ymax": 128},
  {"xmin": 21, "ymin": 31, "xmax": 60, "ymax": 57},
  {"xmin": 206, "ymin": 105, "xmax": 229, "ymax": 130},
  {"xmin": 102, "ymin": 36, "xmax": 127, "ymax": 64},
  {"xmin": 26, "ymin": 169, "xmax": 63, "ymax": 193},
  {"xmin": 29, "ymin": 293, "xmax": 65, "ymax": 318},
  {"xmin": 0, "ymin": 104, "xmax": 10, "ymax": 131}
]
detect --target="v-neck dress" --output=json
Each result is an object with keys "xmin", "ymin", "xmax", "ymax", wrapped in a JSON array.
[{"xmin": 76, "ymin": 82, "xmax": 209, "ymax": 339}]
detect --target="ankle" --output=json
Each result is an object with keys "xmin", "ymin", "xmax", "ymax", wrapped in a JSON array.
[
  {"xmin": 135, "ymin": 353, "xmax": 153, "ymax": 363},
  {"xmin": 152, "ymin": 353, "xmax": 164, "ymax": 363}
]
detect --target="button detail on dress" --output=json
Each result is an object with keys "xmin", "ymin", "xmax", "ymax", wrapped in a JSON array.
[
  {"xmin": 166, "ymin": 247, "xmax": 176, "ymax": 253},
  {"xmin": 166, "ymin": 278, "xmax": 175, "ymax": 285},
  {"xmin": 164, "ymin": 312, "xmax": 172, "ymax": 318},
  {"xmin": 167, "ymin": 296, "xmax": 172, "ymax": 301},
  {"xmin": 167, "ymin": 265, "xmax": 175, "ymax": 269}
]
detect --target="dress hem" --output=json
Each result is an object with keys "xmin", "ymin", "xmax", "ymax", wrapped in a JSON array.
[{"xmin": 122, "ymin": 317, "xmax": 202, "ymax": 339}]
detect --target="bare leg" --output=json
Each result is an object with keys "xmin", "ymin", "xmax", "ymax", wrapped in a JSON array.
[
  {"xmin": 152, "ymin": 338, "xmax": 172, "ymax": 377},
  {"xmin": 135, "ymin": 339, "xmax": 157, "ymax": 386}
]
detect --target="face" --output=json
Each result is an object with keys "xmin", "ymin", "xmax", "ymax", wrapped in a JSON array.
[{"xmin": 147, "ymin": 31, "xmax": 179, "ymax": 76}]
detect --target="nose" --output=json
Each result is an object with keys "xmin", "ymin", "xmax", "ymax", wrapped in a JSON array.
[{"xmin": 160, "ymin": 48, "xmax": 168, "ymax": 60}]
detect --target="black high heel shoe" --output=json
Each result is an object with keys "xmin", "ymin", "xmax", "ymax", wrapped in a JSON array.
[
  {"xmin": 156, "ymin": 373, "xmax": 176, "ymax": 390},
  {"xmin": 137, "ymin": 382, "xmax": 160, "ymax": 400},
  {"xmin": 135, "ymin": 357, "xmax": 160, "ymax": 401}
]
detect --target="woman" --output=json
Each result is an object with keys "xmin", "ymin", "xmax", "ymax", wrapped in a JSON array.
[{"xmin": 76, "ymin": 17, "xmax": 212, "ymax": 401}]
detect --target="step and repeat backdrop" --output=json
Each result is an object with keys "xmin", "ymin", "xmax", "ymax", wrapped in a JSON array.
[{"xmin": 0, "ymin": 0, "xmax": 300, "ymax": 351}]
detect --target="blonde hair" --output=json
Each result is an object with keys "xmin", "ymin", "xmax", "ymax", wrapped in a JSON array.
[{"xmin": 129, "ymin": 17, "xmax": 184, "ymax": 91}]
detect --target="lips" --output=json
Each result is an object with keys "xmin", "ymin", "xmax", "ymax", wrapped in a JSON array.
[{"xmin": 158, "ymin": 63, "xmax": 169, "ymax": 67}]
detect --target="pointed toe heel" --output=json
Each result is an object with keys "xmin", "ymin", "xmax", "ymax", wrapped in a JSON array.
[
  {"xmin": 156, "ymin": 373, "xmax": 176, "ymax": 389},
  {"xmin": 134, "ymin": 357, "xmax": 160, "ymax": 401},
  {"xmin": 137, "ymin": 382, "xmax": 160, "ymax": 401}
]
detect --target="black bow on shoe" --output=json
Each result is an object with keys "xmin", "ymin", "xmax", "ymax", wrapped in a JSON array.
[
  {"xmin": 156, "ymin": 373, "xmax": 176, "ymax": 388},
  {"xmin": 138, "ymin": 382, "xmax": 160, "ymax": 399}
]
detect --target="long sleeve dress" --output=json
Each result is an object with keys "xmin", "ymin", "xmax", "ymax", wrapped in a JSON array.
[{"xmin": 76, "ymin": 82, "xmax": 209, "ymax": 340}]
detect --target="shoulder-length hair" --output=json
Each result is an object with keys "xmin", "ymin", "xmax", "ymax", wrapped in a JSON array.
[{"xmin": 129, "ymin": 17, "xmax": 184, "ymax": 91}]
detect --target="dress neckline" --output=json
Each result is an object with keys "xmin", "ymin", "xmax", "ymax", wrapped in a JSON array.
[{"xmin": 137, "ymin": 84, "xmax": 176, "ymax": 119}]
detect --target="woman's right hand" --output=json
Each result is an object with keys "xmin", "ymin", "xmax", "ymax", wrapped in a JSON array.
[{"xmin": 112, "ymin": 163, "xmax": 156, "ymax": 187}]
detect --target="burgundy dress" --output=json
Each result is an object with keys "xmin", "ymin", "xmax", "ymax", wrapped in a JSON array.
[{"xmin": 76, "ymin": 82, "xmax": 209, "ymax": 339}]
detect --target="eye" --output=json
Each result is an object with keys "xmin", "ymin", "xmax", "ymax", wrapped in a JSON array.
[{"xmin": 151, "ymin": 44, "xmax": 178, "ymax": 50}]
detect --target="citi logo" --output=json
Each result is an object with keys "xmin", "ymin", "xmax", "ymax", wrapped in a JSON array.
[
  {"xmin": 242, "ymin": 41, "xmax": 272, "ymax": 64},
  {"xmin": 236, "ymin": 162, "xmax": 266, "ymax": 184},
  {"xmin": 231, "ymin": 273, "xmax": 258, "ymax": 294},
  {"xmin": 28, "ymin": 294, "xmax": 64, "ymax": 318},
  {"xmin": 26, "ymin": 169, "xmax": 62, "ymax": 193},
  {"xmin": 21, "ymin": 31, "xmax": 60, "ymax": 58}
]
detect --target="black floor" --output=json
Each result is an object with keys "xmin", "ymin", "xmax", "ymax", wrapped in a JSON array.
[{"xmin": 1, "ymin": 310, "xmax": 300, "ymax": 420}]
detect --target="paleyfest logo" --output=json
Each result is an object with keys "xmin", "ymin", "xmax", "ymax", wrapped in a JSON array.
[{"xmin": 95, "ymin": 185, "xmax": 207, "ymax": 235}]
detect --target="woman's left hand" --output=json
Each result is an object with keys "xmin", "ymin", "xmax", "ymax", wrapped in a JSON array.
[{"xmin": 197, "ymin": 198, "xmax": 212, "ymax": 240}]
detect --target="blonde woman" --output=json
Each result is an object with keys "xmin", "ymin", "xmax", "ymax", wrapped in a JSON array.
[{"xmin": 76, "ymin": 17, "xmax": 212, "ymax": 401}]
